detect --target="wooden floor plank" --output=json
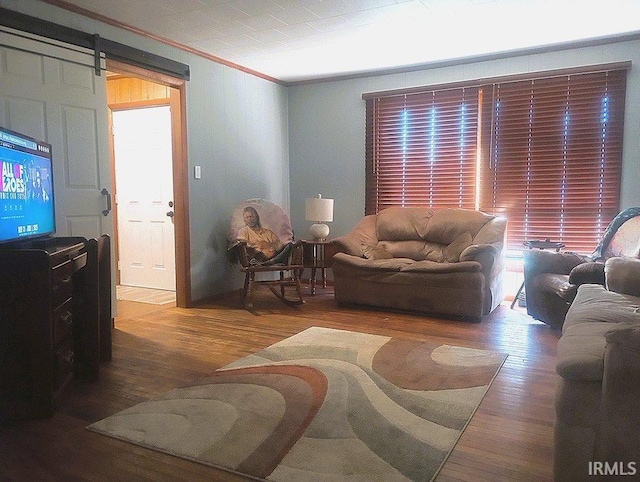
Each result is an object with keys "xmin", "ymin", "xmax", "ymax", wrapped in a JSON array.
[{"xmin": 0, "ymin": 287, "xmax": 558, "ymax": 481}]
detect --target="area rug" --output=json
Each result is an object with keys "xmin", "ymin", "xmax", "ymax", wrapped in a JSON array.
[{"xmin": 87, "ymin": 327, "xmax": 507, "ymax": 481}]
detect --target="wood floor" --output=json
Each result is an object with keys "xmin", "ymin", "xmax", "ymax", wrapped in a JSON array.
[{"xmin": 0, "ymin": 286, "xmax": 559, "ymax": 481}]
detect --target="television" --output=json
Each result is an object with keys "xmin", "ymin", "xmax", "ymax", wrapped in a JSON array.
[{"xmin": 0, "ymin": 126, "xmax": 56, "ymax": 245}]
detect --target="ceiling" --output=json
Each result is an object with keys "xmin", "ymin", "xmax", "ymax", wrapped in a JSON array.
[{"xmin": 52, "ymin": 0, "xmax": 640, "ymax": 83}]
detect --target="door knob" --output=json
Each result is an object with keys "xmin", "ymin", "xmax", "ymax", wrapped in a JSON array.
[{"xmin": 166, "ymin": 211, "xmax": 175, "ymax": 218}]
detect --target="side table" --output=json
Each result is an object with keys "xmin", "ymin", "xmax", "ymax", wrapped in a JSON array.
[
  {"xmin": 302, "ymin": 240, "xmax": 333, "ymax": 294},
  {"xmin": 511, "ymin": 239, "xmax": 565, "ymax": 309}
]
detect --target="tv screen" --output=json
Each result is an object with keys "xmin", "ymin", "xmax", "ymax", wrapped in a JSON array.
[{"xmin": 0, "ymin": 126, "xmax": 55, "ymax": 244}]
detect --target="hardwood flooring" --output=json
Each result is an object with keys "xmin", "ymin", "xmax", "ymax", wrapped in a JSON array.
[{"xmin": 0, "ymin": 287, "xmax": 559, "ymax": 481}]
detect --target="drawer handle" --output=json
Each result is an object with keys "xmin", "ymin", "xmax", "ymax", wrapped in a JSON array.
[
  {"xmin": 52, "ymin": 277, "xmax": 72, "ymax": 294},
  {"xmin": 61, "ymin": 312, "xmax": 73, "ymax": 327},
  {"xmin": 62, "ymin": 351, "xmax": 74, "ymax": 365}
]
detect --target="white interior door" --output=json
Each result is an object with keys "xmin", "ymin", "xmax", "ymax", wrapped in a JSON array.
[{"xmin": 113, "ymin": 106, "xmax": 175, "ymax": 291}]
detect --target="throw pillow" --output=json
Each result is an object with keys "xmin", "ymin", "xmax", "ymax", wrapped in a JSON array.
[
  {"xmin": 362, "ymin": 244, "xmax": 393, "ymax": 260},
  {"xmin": 568, "ymin": 262, "xmax": 605, "ymax": 286},
  {"xmin": 442, "ymin": 232, "xmax": 473, "ymax": 262}
]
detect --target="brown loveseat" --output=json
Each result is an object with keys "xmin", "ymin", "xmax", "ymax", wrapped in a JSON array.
[
  {"xmin": 554, "ymin": 257, "xmax": 640, "ymax": 480},
  {"xmin": 329, "ymin": 207, "xmax": 507, "ymax": 321}
]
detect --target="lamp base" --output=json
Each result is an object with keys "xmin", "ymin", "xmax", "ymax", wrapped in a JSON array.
[{"xmin": 309, "ymin": 223, "xmax": 330, "ymax": 241}]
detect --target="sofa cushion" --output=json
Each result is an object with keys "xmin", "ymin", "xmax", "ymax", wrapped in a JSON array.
[
  {"xmin": 376, "ymin": 207, "xmax": 433, "ymax": 241},
  {"xmin": 379, "ymin": 240, "xmax": 444, "ymax": 261},
  {"xmin": 473, "ymin": 217, "xmax": 506, "ymax": 246},
  {"xmin": 424, "ymin": 208, "xmax": 493, "ymax": 244},
  {"xmin": 442, "ymin": 232, "xmax": 473, "ymax": 262},
  {"xmin": 349, "ymin": 214, "xmax": 379, "ymax": 247},
  {"xmin": 333, "ymin": 252, "xmax": 414, "ymax": 271},
  {"xmin": 361, "ymin": 244, "xmax": 393, "ymax": 260},
  {"xmin": 563, "ymin": 284, "xmax": 640, "ymax": 332},
  {"xmin": 558, "ymin": 284, "xmax": 640, "ymax": 381},
  {"xmin": 399, "ymin": 260, "xmax": 482, "ymax": 273}
]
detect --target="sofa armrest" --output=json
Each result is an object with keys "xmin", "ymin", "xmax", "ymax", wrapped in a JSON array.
[
  {"xmin": 459, "ymin": 243, "xmax": 498, "ymax": 261},
  {"xmin": 328, "ymin": 236, "xmax": 363, "ymax": 258},
  {"xmin": 459, "ymin": 243, "xmax": 505, "ymax": 313},
  {"xmin": 568, "ymin": 261, "xmax": 605, "ymax": 286},
  {"xmin": 460, "ymin": 243, "xmax": 503, "ymax": 276},
  {"xmin": 605, "ymin": 257, "xmax": 640, "ymax": 297},
  {"xmin": 599, "ymin": 325, "xmax": 640, "ymax": 462}
]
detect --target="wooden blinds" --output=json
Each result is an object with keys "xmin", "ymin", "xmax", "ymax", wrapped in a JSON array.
[
  {"xmin": 479, "ymin": 70, "xmax": 626, "ymax": 252},
  {"xmin": 365, "ymin": 87, "xmax": 479, "ymax": 214},
  {"xmin": 365, "ymin": 66, "xmax": 627, "ymax": 253}
]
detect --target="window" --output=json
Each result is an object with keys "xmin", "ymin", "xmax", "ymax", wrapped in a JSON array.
[
  {"xmin": 365, "ymin": 87, "xmax": 479, "ymax": 213},
  {"xmin": 479, "ymin": 70, "xmax": 626, "ymax": 252},
  {"xmin": 365, "ymin": 65, "xmax": 627, "ymax": 253}
]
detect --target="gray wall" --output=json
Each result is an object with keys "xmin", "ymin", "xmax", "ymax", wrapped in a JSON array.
[
  {"xmin": 288, "ymin": 39, "xmax": 640, "ymax": 241},
  {"xmin": 2, "ymin": 0, "xmax": 290, "ymax": 301},
  {"xmin": 186, "ymin": 60, "xmax": 289, "ymax": 300}
]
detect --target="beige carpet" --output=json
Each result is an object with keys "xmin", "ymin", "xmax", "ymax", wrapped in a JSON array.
[
  {"xmin": 88, "ymin": 327, "xmax": 507, "ymax": 481},
  {"xmin": 116, "ymin": 285, "xmax": 176, "ymax": 305}
]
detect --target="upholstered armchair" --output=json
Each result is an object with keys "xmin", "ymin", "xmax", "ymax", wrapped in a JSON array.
[{"xmin": 524, "ymin": 207, "xmax": 640, "ymax": 329}]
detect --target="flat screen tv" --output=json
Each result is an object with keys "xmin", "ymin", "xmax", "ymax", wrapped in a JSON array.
[{"xmin": 0, "ymin": 126, "xmax": 55, "ymax": 244}]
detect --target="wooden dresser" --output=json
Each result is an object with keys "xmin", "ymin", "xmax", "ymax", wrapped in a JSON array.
[{"xmin": 0, "ymin": 236, "xmax": 111, "ymax": 422}]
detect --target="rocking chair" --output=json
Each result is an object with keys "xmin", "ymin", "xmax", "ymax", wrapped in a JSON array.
[{"xmin": 228, "ymin": 199, "xmax": 305, "ymax": 310}]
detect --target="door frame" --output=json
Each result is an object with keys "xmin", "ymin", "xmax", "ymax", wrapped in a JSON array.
[{"xmin": 106, "ymin": 59, "xmax": 191, "ymax": 308}]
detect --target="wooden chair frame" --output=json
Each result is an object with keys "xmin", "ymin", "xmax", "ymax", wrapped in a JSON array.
[
  {"xmin": 232, "ymin": 240, "xmax": 305, "ymax": 310},
  {"xmin": 228, "ymin": 199, "xmax": 305, "ymax": 310}
]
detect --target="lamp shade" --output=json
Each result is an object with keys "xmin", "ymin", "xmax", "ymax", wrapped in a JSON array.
[
  {"xmin": 305, "ymin": 195, "xmax": 334, "ymax": 222},
  {"xmin": 305, "ymin": 194, "xmax": 334, "ymax": 240}
]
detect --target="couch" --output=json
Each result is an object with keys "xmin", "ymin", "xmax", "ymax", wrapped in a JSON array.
[
  {"xmin": 524, "ymin": 207, "xmax": 640, "ymax": 329},
  {"xmin": 554, "ymin": 257, "xmax": 640, "ymax": 481},
  {"xmin": 329, "ymin": 207, "xmax": 507, "ymax": 321}
]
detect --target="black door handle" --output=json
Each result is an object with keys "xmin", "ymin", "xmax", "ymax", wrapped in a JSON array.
[{"xmin": 101, "ymin": 188, "xmax": 112, "ymax": 216}]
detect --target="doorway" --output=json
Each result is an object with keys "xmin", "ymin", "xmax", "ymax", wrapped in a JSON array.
[
  {"xmin": 112, "ymin": 105, "xmax": 176, "ymax": 291},
  {"xmin": 106, "ymin": 61, "xmax": 190, "ymax": 307}
]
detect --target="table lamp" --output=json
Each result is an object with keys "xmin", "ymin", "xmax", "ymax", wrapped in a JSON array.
[{"xmin": 305, "ymin": 194, "xmax": 334, "ymax": 240}]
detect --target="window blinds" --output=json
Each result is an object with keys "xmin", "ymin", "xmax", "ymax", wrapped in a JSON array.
[
  {"xmin": 365, "ymin": 87, "xmax": 479, "ymax": 214},
  {"xmin": 365, "ymin": 67, "xmax": 626, "ymax": 253},
  {"xmin": 479, "ymin": 70, "xmax": 625, "ymax": 252}
]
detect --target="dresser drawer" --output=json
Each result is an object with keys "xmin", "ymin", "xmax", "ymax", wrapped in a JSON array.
[
  {"xmin": 51, "ymin": 259, "xmax": 74, "ymax": 308},
  {"xmin": 52, "ymin": 340, "xmax": 74, "ymax": 391},
  {"xmin": 52, "ymin": 300, "xmax": 73, "ymax": 346}
]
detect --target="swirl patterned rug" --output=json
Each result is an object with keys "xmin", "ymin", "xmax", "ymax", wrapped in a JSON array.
[{"xmin": 88, "ymin": 327, "xmax": 507, "ymax": 481}]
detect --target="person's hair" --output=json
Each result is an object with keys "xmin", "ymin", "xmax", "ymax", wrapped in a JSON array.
[{"xmin": 242, "ymin": 206, "xmax": 262, "ymax": 228}]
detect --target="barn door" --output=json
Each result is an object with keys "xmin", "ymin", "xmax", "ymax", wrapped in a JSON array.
[{"xmin": 0, "ymin": 26, "xmax": 112, "ymax": 240}]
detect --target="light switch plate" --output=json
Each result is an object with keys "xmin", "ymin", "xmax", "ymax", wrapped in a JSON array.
[{"xmin": 194, "ymin": 165, "xmax": 201, "ymax": 179}]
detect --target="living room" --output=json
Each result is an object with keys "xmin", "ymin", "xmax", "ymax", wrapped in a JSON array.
[{"xmin": 1, "ymin": 0, "xmax": 640, "ymax": 480}]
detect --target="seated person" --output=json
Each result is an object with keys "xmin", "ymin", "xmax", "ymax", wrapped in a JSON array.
[{"xmin": 236, "ymin": 206, "xmax": 292, "ymax": 265}]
